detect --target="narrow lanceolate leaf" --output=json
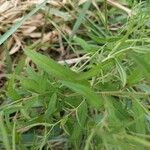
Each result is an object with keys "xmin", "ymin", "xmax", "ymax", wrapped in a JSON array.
[
  {"xmin": 20, "ymin": 78, "xmax": 40, "ymax": 93},
  {"xmin": 14, "ymin": 56, "xmax": 25, "ymax": 75},
  {"xmin": 71, "ymin": 0, "xmax": 92, "ymax": 37},
  {"xmin": 74, "ymin": 36, "xmax": 99, "ymax": 52},
  {"xmin": 132, "ymin": 54, "xmax": 150, "ymax": 81},
  {"xmin": 45, "ymin": 93, "xmax": 57, "ymax": 119},
  {"xmin": 132, "ymin": 98, "xmax": 146, "ymax": 150},
  {"xmin": 7, "ymin": 76, "xmax": 21, "ymax": 101},
  {"xmin": 116, "ymin": 59, "xmax": 127, "ymax": 87},
  {"xmin": 104, "ymin": 96, "xmax": 121, "ymax": 130},
  {"xmin": 24, "ymin": 49, "xmax": 78, "ymax": 81},
  {"xmin": 125, "ymin": 134, "xmax": 150, "ymax": 148},
  {"xmin": 127, "ymin": 67, "xmax": 142, "ymax": 86},
  {"xmin": 62, "ymin": 81, "xmax": 103, "ymax": 108},
  {"xmin": 76, "ymin": 101, "xmax": 88, "ymax": 128},
  {"xmin": 0, "ymin": 112, "xmax": 11, "ymax": 150},
  {"xmin": 0, "ymin": 0, "xmax": 47, "ymax": 45},
  {"xmin": 78, "ymin": 64, "xmax": 102, "ymax": 80}
]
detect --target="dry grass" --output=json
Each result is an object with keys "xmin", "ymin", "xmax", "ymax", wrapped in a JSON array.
[
  {"xmin": 0, "ymin": 0, "xmax": 73, "ymax": 84},
  {"xmin": 0, "ymin": 0, "xmax": 68, "ymax": 54}
]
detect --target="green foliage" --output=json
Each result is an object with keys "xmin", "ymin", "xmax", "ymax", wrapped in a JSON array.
[
  {"xmin": 73, "ymin": 36, "xmax": 99, "ymax": 52},
  {"xmin": 0, "ymin": 0, "xmax": 150, "ymax": 149}
]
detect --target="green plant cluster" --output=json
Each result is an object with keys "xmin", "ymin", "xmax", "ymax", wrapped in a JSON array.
[{"xmin": 0, "ymin": 0, "xmax": 150, "ymax": 149}]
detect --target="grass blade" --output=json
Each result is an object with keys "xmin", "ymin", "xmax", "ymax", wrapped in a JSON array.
[
  {"xmin": 0, "ymin": 112, "xmax": 11, "ymax": 150},
  {"xmin": 24, "ymin": 49, "xmax": 88, "ymax": 85},
  {"xmin": 0, "ymin": 0, "xmax": 47, "ymax": 45},
  {"xmin": 71, "ymin": 0, "xmax": 92, "ymax": 37},
  {"xmin": 116, "ymin": 59, "xmax": 127, "ymax": 87},
  {"xmin": 24, "ymin": 49, "xmax": 77, "ymax": 80},
  {"xmin": 45, "ymin": 93, "xmax": 57, "ymax": 119}
]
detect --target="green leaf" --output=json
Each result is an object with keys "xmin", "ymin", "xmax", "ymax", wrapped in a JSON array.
[
  {"xmin": 132, "ymin": 54, "xmax": 150, "ymax": 81},
  {"xmin": 116, "ymin": 59, "xmax": 127, "ymax": 87},
  {"xmin": 71, "ymin": 0, "xmax": 92, "ymax": 37},
  {"xmin": 127, "ymin": 67, "xmax": 142, "ymax": 86},
  {"xmin": 78, "ymin": 64, "xmax": 102, "ymax": 80},
  {"xmin": 62, "ymin": 81, "xmax": 103, "ymax": 108},
  {"xmin": 74, "ymin": 36, "xmax": 99, "ymax": 52},
  {"xmin": 20, "ymin": 66, "xmax": 49, "ymax": 93},
  {"xmin": 125, "ymin": 134, "xmax": 150, "ymax": 148},
  {"xmin": 132, "ymin": 46, "xmax": 150, "ymax": 54},
  {"xmin": 76, "ymin": 101, "xmax": 88, "ymax": 128},
  {"xmin": 24, "ymin": 49, "xmax": 78, "ymax": 81},
  {"xmin": 14, "ymin": 57, "xmax": 25, "ymax": 75},
  {"xmin": 137, "ymin": 84, "xmax": 150, "ymax": 93},
  {"xmin": 104, "ymin": 96, "xmax": 121, "ymax": 131},
  {"xmin": 20, "ymin": 78, "xmax": 40, "ymax": 93},
  {"xmin": 45, "ymin": 93, "xmax": 57, "ymax": 118},
  {"xmin": 26, "ymin": 65, "xmax": 39, "ymax": 80},
  {"xmin": 132, "ymin": 98, "xmax": 146, "ymax": 135},
  {"xmin": 71, "ymin": 122, "xmax": 82, "ymax": 148},
  {"xmin": 0, "ymin": 112, "xmax": 11, "ymax": 150},
  {"xmin": 22, "ymin": 96, "xmax": 43, "ymax": 109},
  {"xmin": 7, "ymin": 76, "xmax": 21, "ymax": 101},
  {"xmin": 25, "ymin": 49, "xmax": 89, "ymax": 86},
  {"xmin": 88, "ymin": 33, "xmax": 122, "ymax": 44}
]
